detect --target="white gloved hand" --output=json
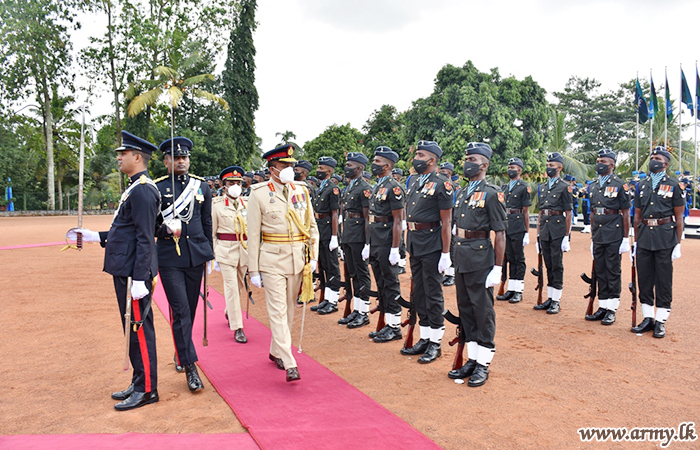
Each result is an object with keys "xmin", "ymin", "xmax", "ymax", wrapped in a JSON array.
[
  {"xmin": 485, "ymin": 265, "xmax": 502, "ymax": 288},
  {"xmin": 452, "ymin": 224, "xmax": 456, "ymax": 236},
  {"xmin": 522, "ymin": 233, "xmax": 530, "ymax": 246},
  {"xmin": 250, "ymin": 274, "xmax": 262, "ymax": 288},
  {"xmin": 401, "ymin": 220, "xmax": 407, "ymax": 231},
  {"xmin": 389, "ymin": 247, "xmax": 400, "ymax": 265},
  {"xmin": 361, "ymin": 244, "xmax": 370, "ymax": 261},
  {"xmin": 310, "ymin": 259, "xmax": 317, "ymax": 272},
  {"xmin": 561, "ymin": 235, "xmax": 571, "ymax": 252},
  {"xmin": 131, "ymin": 280, "xmax": 149, "ymax": 300},
  {"xmin": 619, "ymin": 237, "xmax": 630, "ymax": 254},
  {"xmin": 339, "ymin": 248, "xmax": 344, "ymax": 261},
  {"xmin": 437, "ymin": 252, "xmax": 451, "ymax": 273},
  {"xmin": 672, "ymin": 244, "xmax": 681, "ymax": 261},
  {"xmin": 207, "ymin": 260, "xmax": 213, "ymax": 274},
  {"xmin": 66, "ymin": 228, "xmax": 100, "ymax": 243},
  {"xmin": 536, "ymin": 238, "xmax": 540, "ymax": 254},
  {"xmin": 329, "ymin": 235, "xmax": 339, "ymax": 251},
  {"xmin": 630, "ymin": 243, "xmax": 636, "ymax": 263},
  {"xmin": 213, "ymin": 261, "xmax": 220, "ymax": 272},
  {"xmin": 338, "ymin": 214, "xmax": 343, "ymax": 224}
]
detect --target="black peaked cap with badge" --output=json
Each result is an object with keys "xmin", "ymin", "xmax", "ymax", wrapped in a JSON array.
[
  {"xmin": 117, "ymin": 131, "xmax": 158, "ymax": 155},
  {"xmin": 159, "ymin": 137, "xmax": 193, "ymax": 156}
]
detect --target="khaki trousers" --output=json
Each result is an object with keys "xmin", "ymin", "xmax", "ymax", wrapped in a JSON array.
[
  {"xmin": 221, "ymin": 261, "xmax": 247, "ymax": 330},
  {"xmin": 260, "ymin": 270, "xmax": 302, "ymax": 370}
]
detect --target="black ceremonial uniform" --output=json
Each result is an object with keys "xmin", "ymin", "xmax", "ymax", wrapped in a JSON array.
[
  {"xmin": 99, "ymin": 170, "xmax": 160, "ymax": 395},
  {"xmin": 313, "ymin": 179, "xmax": 342, "ymax": 295},
  {"xmin": 503, "ymin": 179, "xmax": 531, "ymax": 288},
  {"xmin": 155, "ymin": 173, "xmax": 214, "ymax": 372},
  {"xmin": 536, "ymin": 177, "xmax": 573, "ymax": 293}
]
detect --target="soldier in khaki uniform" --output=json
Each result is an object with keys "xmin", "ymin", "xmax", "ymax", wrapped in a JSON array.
[
  {"xmin": 247, "ymin": 144, "xmax": 319, "ymax": 382},
  {"xmin": 212, "ymin": 165, "xmax": 249, "ymax": 344}
]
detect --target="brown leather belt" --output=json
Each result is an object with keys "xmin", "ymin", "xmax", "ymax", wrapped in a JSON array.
[
  {"xmin": 593, "ymin": 207, "xmax": 620, "ymax": 215},
  {"xmin": 407, "ymin": 221, "xmax": 441, "ymax": 231},
  {"xmin": 345, "ymin": 212, "xmax": 363, "ymax": 219},
  {"xmin": 455, "ymin": 228, "xmax": 488, "ymax": 239},
  {"xmin": 369, "ymin": 214, "xmax": 393, "ymax": 223},
  {"xmin": 539, "ymin": 209, "xmax": 563, "ymax": 216},
  {"xmin": 642, "ymin": 216, "xmax": 674, "ymax": 226},
  {"xmin": 315, "ymin": 212, "xmax": 332, "ymax": 219},
  {"xmin": 217, "ymin": 233, "xmax": 247, "ymax": 241},
  {"xmin": 508, "ymin": 208, "xmax": 523, "ymax": 214}
]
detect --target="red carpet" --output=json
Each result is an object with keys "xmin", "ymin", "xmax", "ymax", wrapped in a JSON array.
[
  {"xmin": 0, "ymin": 433, "xmax": 258, "ymax": 449},
  {"xmin": 152, "ymin": 282, "xmax": 441, "ymax": 450}
]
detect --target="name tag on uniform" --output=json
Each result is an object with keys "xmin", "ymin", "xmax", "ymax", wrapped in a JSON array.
[
  {"xmin": 658, "ymin": 185, "xmax": 673, "ymax": 198},
  {"xmin": 604, "ymin": 186, "xmax": 619, "ymax": 198}
]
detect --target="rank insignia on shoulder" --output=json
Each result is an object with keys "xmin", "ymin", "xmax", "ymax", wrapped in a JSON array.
[
  {"xmin": 139, "ymin": 175, "xmax": 148, "ymax": 184},
  {"xmin": 444, "ymin": 181, "xmax": 452, "ymax": 191},
  {"xmin": 364, "ymin": 189, "xmax": 371, "ymax": 198},
  {"xmin": 333, "ymin": 188, "xmax": 339, "ymax": 195},
  {"xmin": 567, "ymin": 186, "xmax": 573, "ymax": 193},
  {"xmin": 497, "ymin": 192, "xmax": 505, "ymax": 203},
  {"xmin": 393, "ymin": 187, "xmax": 401, "ymax": 195},
  {"xmin": 527, "ymin": 186, "xmax": 532, "ymax": 193}
]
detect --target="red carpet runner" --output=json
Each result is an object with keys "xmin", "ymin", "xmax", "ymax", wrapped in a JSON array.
[
  {"xmin": 153, "ymin": 282, "xmax": 441, "ymax": 450},
  {"xmin": 0, "ymin": 433, "xmax": 258, "ymax": 449}
]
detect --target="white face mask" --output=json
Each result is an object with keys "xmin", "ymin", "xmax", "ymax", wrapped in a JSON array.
[
  {"xmin": 278, "ymin": 166, "xmax": 295, "ymax": 184},
  {"xmin": 227, "ymin": 184, "xmax": 242, "ymax": 198}
]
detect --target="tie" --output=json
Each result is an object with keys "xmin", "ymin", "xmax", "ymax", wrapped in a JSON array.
[{"xmin": 283, "ymin": 185, "xmax": 289, "ymax": 198}]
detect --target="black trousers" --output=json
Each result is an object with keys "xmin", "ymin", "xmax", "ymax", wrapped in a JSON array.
[
  {"xmin": 114, "ymin": 276, "xmax": 157, "ymax": 393},
  {"xmin": 456, "ymin": 268, "xmax": 495, "ymax": 348},
  {"xmin": 318, "ymin": 239, "xmax": 341, "ymax": 292},
  {"xmin": 636, "ymin": 246, "xmax": 673, "ymax": 309},
  {"xmin": 399, "ymin": 232, "xmax": 407, "ymax": 259},
  {"xmin": 582, "ymin": 201, "xmax": 590, "ymax": 225},
  {"xmin": 342, "ymin": 242, "xmax": 371, "ymax": 302},
  {"xmin": 410, "ymin": 250, "xmax": 444, "ymax": 328},
  {"xmin": 593, "ymin": 240, "xmax": 622, "ymax": 299},
  {"xmin": 505, "ymin": 231, "xmax": 526, "ymax": 280},
  {"xmin": 369, "ymin": 245, "xmax": 402, "ymax": 315},
  {"xmin": 159, "ymin": 265, "xmax": 204, "ymax": 367},
  {"xmin": 541, "ymin": 236, "xmax": 564, "ymax": 290}
]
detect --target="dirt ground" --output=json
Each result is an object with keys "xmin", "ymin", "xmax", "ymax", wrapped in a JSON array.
[{"xmin": 2, "ymin": 215, "xmax": 699, "ymax": 449}]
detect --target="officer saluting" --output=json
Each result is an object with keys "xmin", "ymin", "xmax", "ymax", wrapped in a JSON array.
[
  {"xmin": 154, "ymin": 137, "xmax": 213, "ymax": 392},
  {"xmin": 585, "ymin": 149, "xmax": 630, "ymax": 325},
  {"xmin": 67, "ymin": 131, "xmax": 160, "ymax": 411},
  {"xmin": 631, "ymin": 146, "xmax": 685, "ymax": 338},
  {"xmin": 497, "ymin": 157, "xmax": 531, "ymax": 304}
]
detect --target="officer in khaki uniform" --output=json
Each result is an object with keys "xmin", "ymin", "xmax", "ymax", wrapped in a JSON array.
[
  {"xmin": 247, "ymin": 144, "xmax": 319, "ymax": 382},
  {"xmin": 212, "ymin": 165, "xmax": 249, "ymax": 343}
]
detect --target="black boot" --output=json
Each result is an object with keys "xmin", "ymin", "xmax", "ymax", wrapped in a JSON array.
[
  {"xmin": 373, "ymin": 326, "xmax": 402, "ymax": 343},
  {"xmin": 347, "ymin": 313, "xmax": 370, "ymax": 329},
  {"xmin": 448, "ymin": 360, "xmax": 477, "ymax": 379},
  {"xmin": 442, "ymin": 275, "xmax": 455, "ymax": 286},
  {"xmin": 533, "ymin": 299, "xmax": 552, "ymax": 310},
  {"xmin": 585, "ymin": 307, "xmax": 606, "ymax": 321},
  {"xmin": 185, "ymin": 363, "xmax": 204, "ymax": 392},
  {"xmin": 114, "ymin": 391, "xmax": 159, "ymax": 411},
  {"xmin": 111, "ymin": 383, "xmax": 134, "ymax": 401},
  {"xmin": 310, "ymin": 299, "xmax": 329, "ymax": 312},
  {"xmin": 338, "ymin": 310, "xmax": 359, "ymax": 325},
  {"xmin": 601, "ymin": 310, "xmax": 616, "ymax": 325},
  {"xmin": 497, "ymin": 291, "xmax": 514, "ymax": 301},
  {"xmin": 467, "ymin": 364, "xmax": 490, "ymax": 387},
  {"xmin": 369, "ymin": 325, "xmax": 390, "ymax": 339},
  {"xmin": 317, "ymin": 302, "xmax": 338, "ymax": 315},
  {"xmin": 417, "ymin": 342, "xmax": 441, "ymax": 364},
  {"xmin": 653, "ymin": 321, "xmax": 666, "ymax": 338},
  {"xmin": 400, "ymin": 338, "xmax": 430, "ymax": 356},
  {"xmin": 509, "ymin": 292, "xmax": 523, "ymax": 304},
  {"xmin": 631, "ymin": 317, "xmax": 655, "ymax": 333},
  {"xmin": 546, "ymin": 301, "xmax": 560, "ymax": 314}
]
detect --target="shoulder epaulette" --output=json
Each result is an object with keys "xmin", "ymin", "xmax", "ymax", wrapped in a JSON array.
[
  {"xmin": 189, "ymin": 174, "xmax": 205, "ymax": 181},
  {"xmin": 212, "ymin": 195, "xmax": 224, "ymax": 204},
  {"xmin": 250, "ymin": 182, "xmax": 267, "ymax": 191},
  {"xmin": 153, "ymin": 175, "xmax": 168, "ymax": 183}
]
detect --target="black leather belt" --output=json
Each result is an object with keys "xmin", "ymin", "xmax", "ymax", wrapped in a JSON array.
[
  {"xmin": 345, "ymin": 212, "xmax": 363, "ymax": 219},
  {"xmin": 455, "ymin": 228, "xmax": 488, "ymax": 239},
  {"xmin": 407, "ymin": 221, "xmax": 441, "ymax": 231},
  {"xmin": 508, "ymin": 208, "xmax": 522, "ymax": 214},
  {"xmin": 369, "ymin": 214, "xmax": 393, "ymax": 223},
  {"xmin": 315, "ymin": 212, "xmax": 332, "ymax": 219},
  {"xmin": 642, "ymin": 216, "xmax": 674, "ymax": 226}
]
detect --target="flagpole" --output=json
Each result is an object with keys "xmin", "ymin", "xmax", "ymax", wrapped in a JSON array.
[
  {"xmin": 694, "ymin": 61, "xmax": 698, "ymax": 209},
  {"xmin": 650, "ymin": 70, "xmax": 654, "ymax": 154},
  {"xmin": 665, "ymin": 66, "xmax": 669, "ymax": 147},
  {"xmin": 679, "ymin": 64, "xmax": 683, "ymax": 173},
  {"xmin": 636, "ymin": 72, "xmax": 640, "ymax": 172}
]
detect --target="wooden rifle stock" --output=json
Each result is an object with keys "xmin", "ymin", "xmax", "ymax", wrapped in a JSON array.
[
  {"xmin": 497, "ymin": 250, "xmax": 507, "ymax": 297},
  {"xmin": 361, "ymin": 285, "xmax": 386, "ymax": 332},
  {"xmin": 443, "ymin": 309, "xmax": 465, "ymax": 371},
  {"xmin": 530, "ymin": 240, "xmax": 544, "ymax": 305},
  {"xmin": 629, "ymin": 253, "xmax": 637, "ymax": 327},
  {"xmin": 581, "ymin": 260, "xmax": 596, "ymax": 316},
  {"xmin": 397, "ymin": 278, "xmax": 415, "ymax": 349},
  {"xmin": 339, "ymin": 260, "xmax": 353, "ymax": 318}
]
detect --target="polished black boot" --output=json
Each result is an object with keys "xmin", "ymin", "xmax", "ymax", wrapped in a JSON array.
[
  {"xmin": 400, "ymin": 338, "xmax": 430, "ymax": 355},
  {"xmin": 448, "ymin": 360, "xmax": 477, "ymax": 379},
  {"xmin": 111, "ymin": 383, "xmax": 134, "ymax": 401},
  {"xmin": 533, "ymin": 299, "xmax": 552, "ymax": 310},
  {"xmin": 509, "ymin": 292, "xmax": 523, "ymax": 304},
  {"xmin": 114, "ymin": 391, "xmax": 159, "ymax": 411},
  {"xmin": 467, "ymin": 364, "xmax": 490, "ymax": 387},
  {"xmin": 373, "ymin": 326, "xmax": 402, "ymax": 343},
  {"xmin": 417, "ymin": 342, "xmax": 441, "ymax": 364},
  {"xmin": 286, "ymin": 367, "xmax": 300, "ymax": 382},
  {"xmin": 497, "ymin": 291, "xmax": 514, "ymax": 301},
  {"xmin": 269, "ymin": 353, "xmax": 285, "ymax": 370},
  {"xmin": 338, "ymin": 310, "xmax": 359, "ymax": 325},
  {"xmin": 653, "ymin": 321, "xmax": 666, "ymax": 338},
  {"xmin": 234, "ymin": 328, "xmax": 248, "ymax": 343},
  {"xmin": 185, "ymin": 363, "xmax": 204, "ymax": 392},
  {"xmin": 310, "ymin": 299, "xmax": 328, "ymax": 312},
  {"xmin": 317, "ymin": 301, "xmax": 338, "ymax": 315},
  {"xmin": 369, "ymin": 325, "xmax": 390, "ymax": 339},
  {"xmin": 631, "ymin": 317, "xmax": 655, "ymax": 333},
  {"xmin": 442, "ymin": 275, "xmax": 455, "ymax": 286},
  {"xmin": 585, "ymin": 307, "xmax": 606, "ymax": 321},
  {"xmin": 347, "ymin": 312, "xmax": 370, "ymax": 329},
  {"xmin": 546, "ymin": 301, "xmax": 560, "ymax": 314},
  {"xmin": 173, "ymin": 353, "xmax": 184, "ymax": 373},
  {"xmin": 601, "ymin": 310, "xmax": 616, "ymax": 325}
]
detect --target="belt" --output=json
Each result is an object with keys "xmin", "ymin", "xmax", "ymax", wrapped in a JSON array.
[
  {"xmin": 592, "ymin": 207, "xmax": 620, "ymax": 215},
  {"xmin": 539, "ymin": 209, "xmax": 563, "ymax": 216},
  {"xmin": 407, "ymin": 221, "xmax": 441, "ymax": 231},
  {"xmin": 642, "ymin": 216, "xmax": 674, "ymax": 226},
  {"xmin": 455, "ymin": 228, "xmax": 489, "ymax": 239},
  {"xmin": 217, "ymin": 233, "xmax": 247, "ymax": 241},
  {"xmin": 369, "ymin": 214, "xmax": 394, "ymax": 223},
  {"xmin": 314, "ymin": 212, "xmax": 332, "ymax": 219},
  {"xmin": 345, "ymin": 212, "xmax": 364, "ymax": 219},
  {"xmin": 262, "ymin": 232, "xmax": 309, "ymax": 243},
  {"xmin": 508, "ymin": 208, "xmax": 522, "ymax": 214}
]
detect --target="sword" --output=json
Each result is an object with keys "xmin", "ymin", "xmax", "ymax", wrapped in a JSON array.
[
  {"xmin": 202, "ymin": 267, "xmax": 209, "ymax": 347},
  {"xmin": 244, "ymin": 271, "xmax": 255, "ymax": 319},
  {"xmin": 123, "ymin": 276, "xmax": 133, "ymax": 371}
]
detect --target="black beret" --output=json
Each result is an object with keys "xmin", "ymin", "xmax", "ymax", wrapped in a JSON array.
[
  {"xmin": 307, "ymin": 176, "xmax": 318, "ymax": 183},
  {"xmin": 254, "ymin": 170, "xmax": 265, "ymax": 178},
  {"xmin": 651, "ymin": 146, "xmax": 671, "ymax": 161},
  {"xmin": 392, "ymin": 168, "xmax": 404, "ymax": 176},
  {"xmin": 159, "ymin": 137, "xmax": 192, "ymax": 156},
  {"xmin": 346, "ymin": 152, "xmax": 369, "ymax": 166},
  {"xmin": 363, "ymin": 171, "xmax": 372, "ymax": 179},
  {"xmin": 466, "ymin": 142, "xmax": 493, "ymax": 160},
  {"xmin": 597, "ymin": 148, "xmax": 617, "ymax": 161},
  {"xmin": 508, "ymin": 157, "xmax": 524, "ymax": 168},
  {"xmin": 331, "ymin": 174, "xmax": 342, "ymax": 182},
  {"xmin": 417, "ymin": 140, "xmax": 442, "ymax": 158},
  {"xmin": 439, "ymin": 162, "xmax": 455, "ymax": 171},
  {"xmin": 117, "ymin": 131, "xmax": 158, "ymax": 155},
  {"xmin": 318, "ymin": 156, "xmax": 337, "ymax": 168},
  {"xmin": 295, "ymin": 160, "xmax": 313, "ymax": 171},
  {"xmin": 244, "ymin": 171, "xmax": 255, "ymax": 178},
  {"xmin": 374, "ymin": 146, "xmax": 398, "ymax": 163},
  {"xmin": 547, "ymin": 152, "xmax": 564, "ymax": 163}
]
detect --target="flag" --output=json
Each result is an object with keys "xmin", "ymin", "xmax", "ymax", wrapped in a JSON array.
[
  {"xmin": 635, "ymin": 78, "xmax": 649, "ymax": 123},
  {"xmin": 665, "ymin": 74, "xmax": 673, "ymax": 119},
  {"xmin": 649, "ymin": 75, "xmax": 659, "ymax": 119},
  {"xmin": 681, "ymin": 68, "xmax": 694, "ymax": 116},
  {"xmin": 696, "ymin": 66, "xmax": 700, "ymax": 117}
]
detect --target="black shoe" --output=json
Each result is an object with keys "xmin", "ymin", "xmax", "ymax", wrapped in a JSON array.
[
  {"xmin": 310, "ymin": 299, "xmax": 329, "ymax": 312},
  {"xmin": 269, "ymin": 353, "xmax": 285, "ymax": 370},
  {"xmin": 533, "ymin": 299, "xmax": 552, "ymax": 310},
  {"xmin": 467, "ymin": 364, "xmax": 490, "ymax": 387},
  {"xmin": 442, "ymin": 275, "xmax": 455, "ymax": 286},
  {"xmin": 631, "ymin": 317, "xmax": 655, "ymax": 333},
  {"xmin": 373, "ymin": 327, "xmax": 402, "ymax": 343},
  {"xmin": 398, "ymin": 266, "xmax": 406, "ymax": 274},
  {"xmin": 509, "ymin": 292, "xmax": 523, "ymax": 304},
  {"xmin": 585, "ymin": 307, "xmax": 606, "ymax": 321},
  {"xmin": 114, "ymin": 390, "xmax": 159, "ymax": 411},
  {"xmin": 601, "ymin": 310, "xmax": 616, "ymax": 325},
  {"xmin": 317, "ymin": 302, "xmax": 338, "ymax": 315},
  {"xmin": 369, "ymin": 325, "xmax": 390, "ymax": 339},
  {"xmin": 347, "ymin": 313, "xmax": 370, "ymax": 329},
  {"xmin": 286, "ymin": 367, "xmax": 300, "ymax": 382},
  {"xmin": 338, "ymin": 310, "xmax": 359, "ymax": 325},
  {"xmin": 297, "ymin": 295, "xmax": 315, "ymax": 306},
  {"xmin": 400, "ymin": 338, "xmax": 430, "ymax": 356},
  {"xmin": 185, "ymin": 363, "xmax": 204, "ymax": 392},
  {"xmin": 173, "ymin": 354, "xmax": 184, "ymax": 373},
  {"xmin": 653, "ymin": 321, "xmax": 666, "ymax": 338},
  {"xmin": 111, "ymin": 383, "xmax": 134, "ymax": 401},
  {"xmin": 546, "ymin": 301, "xmax": 560, "ymax": 314},
  {"xmin": 234, "ymin": 328, "xmax": 247, "ymax": 343},
  {"xmin": 497, "ymin": 291, "xmax": 514, "ymax": 301},
  {"xmin": 448, "ymin": 359, "xmax": 477, "ymax": 379},
  {"xmin": 417, "ymin": 342, "xmax": 441, "ymax": 364}
]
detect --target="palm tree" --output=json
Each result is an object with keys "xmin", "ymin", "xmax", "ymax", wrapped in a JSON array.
[
  {"xmin": 545, "ymin": 108, "xmax": 592, "ymax": 182},
  {"xmin": 275, "ymin": 130, "xmax": 297, "ymax": 146}
]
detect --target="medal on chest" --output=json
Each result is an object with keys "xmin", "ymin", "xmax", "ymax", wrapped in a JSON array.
[
  {"xmin": 469, "ymin": 191, "xmax": 486, "ymax": 208},
  {"xmin": 604, "ymin": 186, "xmax": 619, "ymax": 198},
  {"xmin": 657, "ymin": 184, "xmax": 673, "ymax": 198}
]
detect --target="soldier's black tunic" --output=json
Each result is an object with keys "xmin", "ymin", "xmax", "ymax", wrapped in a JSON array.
[
  {"xmin": 536, "ymin": 177, "xmax": 573, "ymax": 290},
  {"xmin": 340, "ymin": 177, "xmax": 372, "ymax": 303},
  {"xmin": 503, "ymin": 179, "xmax": 531, "ymax": 280},
  {"xmin": 313, "ymin": 179, "xmax": 341, "ymax": 292}
]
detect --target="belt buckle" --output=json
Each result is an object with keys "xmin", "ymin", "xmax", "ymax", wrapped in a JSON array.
[
  {"xmin": 408, "ymin": 222, "xmax": 416, "ymax": 231},
  {"xmin": 648, "ymin": 218, "xmax": 659, "ymax": 226},
  {"xmin": 595, "ymin": 207, "xmax": 605, "ymax": 215},
  {"xmin": 541, "ymin": 210, "xmax": 549, "ymax": 217}
]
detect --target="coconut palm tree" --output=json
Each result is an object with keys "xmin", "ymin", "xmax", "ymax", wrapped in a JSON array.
[{"xmin": 545, "ymin": 108, "xmax": 593, "ymax": 182}]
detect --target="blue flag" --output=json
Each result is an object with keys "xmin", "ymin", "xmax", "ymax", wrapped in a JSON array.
[
  {"xmin": 665, "ymin": 74, "xmax": 673, "ymax": 119},
  {"xmin": 635, "ymin": 78, "xmax": 649, "ymax": 124},
  {"xmin": 696, "ymin": 66, "xmax": 700, "ymax": 117},
  {"xmin": 681, "ymin": 68, "xmax": 694, "ymax": 116},
  {"xmin": 649, "ymin": 75, "xmax": 659, "ymax": 119}
]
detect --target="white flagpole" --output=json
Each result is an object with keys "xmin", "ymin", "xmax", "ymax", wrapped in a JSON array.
[
  {"xmin": 694, "ymin": 61, "xmax": 698, "ymax": 209},
  {"xmin": 636, "ymin": 72, "xmax": 640, "ymax": 172},
  {"xmin": 665, "ymin": 66, "xmax": 669, "ymax": 147},
  {"xmin": 650, "ymin": 70, "xmax": 654, "ymax": 154},
  {"xmin": 680, "ymin": 64, "xmax": 683, "ymax": 174}
]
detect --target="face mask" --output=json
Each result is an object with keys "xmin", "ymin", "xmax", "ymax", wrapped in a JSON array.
[
  {"xmin": 507, "ymin": 169, "xmax": 518, "ymax": 179},
  {"xmin": 344, "ymin": 166, "xmax": 358, "ymax": 178},
  {"xmin": 649, "ymin": 160, "xmax": 665, "ymax": 174},
  {"xmin": 595, "ymin": 163, "xmax": 611, "ymax": 176},
  {"xmin": 370, "ymin": 163, "xmax": 385, "ymax": 176},
  {"xmin": 546, "ymin": 167, "xmax": 558, "ymax": 178},
  {"xmin": 316, "ymin": 170, "xmax": 328, "ymax": 180},
  {"xmin": 242, "ymin": 180, "xmax": 249, "ymax": 188},
  {"xmin": 413, "ymin": 158, "xmax": 429, "ymax": 174},
  {"xmin": 463, "ymin": 161, "xmax": 481, "ymax": 179},
  {"xmin": 279, "ymin": 166, "xmax": 295, "ymax": 184},
  {"xmin": 293, "ymin": 171, "xmax": 302, "ymax": 181},
  {"xmin": 451, "ymin": 175, "xmax": 460, "ymax": 182},
  {"xmin": 227, "ymin": 184, "xmax": 242, "ymax": 198}
]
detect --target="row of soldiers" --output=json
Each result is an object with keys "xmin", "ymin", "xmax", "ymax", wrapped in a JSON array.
[{"xmin": 67, "ymin": 131, "xmax": 686, "ymax": 411}]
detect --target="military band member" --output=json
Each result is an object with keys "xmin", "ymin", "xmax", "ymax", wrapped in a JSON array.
[
  {"xmin": 212, "ymin": 165, "xmax": 249, "ymax": 343},
  {"xmin": 439, "ymin": 161, "xmax": 457, "ymax": 287},
  {"xmin": 247, "ymin": 144, "xmax": 319, "ymax": 382},
  {"xmin": 631, "ymin": 146, "xmax": 684, "ymax": 338},
  {"xmin": 67, "ymin": 131, "xmax": 160, "ymax": 410},
  {"xmin": 154, "ymin": 137, "xmax": 213, "ymax": 392},
  {"xmin": 496, "ymin": 157, "xmax": 531, "ymax": 303},
  {"xmin": 585, "ymin": 149, "xmax": 630, "ymax": 326},
  {"xmin": 400, "ymin": 140, "xmax": 454, "ymax": 363},
  {"xmin": 533, "ymin": 152, "xmax": 573, "ymax": 315}
]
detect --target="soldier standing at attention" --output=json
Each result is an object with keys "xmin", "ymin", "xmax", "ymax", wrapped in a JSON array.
[
  {"xmin": 584, "ymin": 149, "xmax": 631, "ymax": 326},
  {"xmin": 293, "ymin": 160, "xmax": 317, "ymax": 204},
  {"xmin": 631, "ymin": 146, "xmax": 684, "ymax": 338},
  {"xmin": 212, "ymin": 165, "xmax": 249, "ymax": 343},
  {"xmin": 533, "ymin": 152, "xmax": 573, "ymax": 315},
  {"xmin": 154, "ymin": 137, "xmax": 213, "ymax": 392},
  {"xmin": 496, "ymin": 157, "xmax": 531, "ymax": 304},
  {"xmin": 247, "ymin": 144, "xmax": 319, "ymax": 382},
  {"xmin": 400, "ymin": 140, "xmax": 454, "ymax": 363}
]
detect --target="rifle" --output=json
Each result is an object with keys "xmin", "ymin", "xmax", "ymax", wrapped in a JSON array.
[
  {"xmin": 581, "ymin": 260, "xmax": 596, "ymax": 316},
  {"xmin": 243, "ymin": 271, "xmax": 255, "ymax": 319},
  {"xmin": 396, "ymin": 277, "xmax": 415, "ymax": 349},
  {"xmin": 338, "ymin": 260, "xmax": 353, "ymax": 319},
  {"xmin": 530, "ymin": 237, "xmax": 544, "ymax": 305},
  {"xmin": 497, "ymin": 250, "xmax": 508, "ymax": 298},
  {"xmin": 123, "ymin": 277, "xmax": 133, "ymax": 371},
  {"xmin": 629, "ymin": 248, "xmax": 637, "ymax": 327},
  {"xmin": 361, "ymin": 285, "xmax": 386, "ymax": 333},
  {"xmin": 443, "ymin": 309, "xmax": 465, "ymax": 371},
  {"xmin": 202, "ymin": 267, "xmax": 209, "ymax": 347}
]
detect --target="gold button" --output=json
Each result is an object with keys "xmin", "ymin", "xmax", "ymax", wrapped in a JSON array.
[
  {"xmin": 650, "ymin": 202, "xmax": 654, "ymax": 205},
  {"xmin": 461, "ymin": 214, "xmax": 465, "ymax": 217},
  {"xmin": 457, "ymin": 242, "xmax": 461, "ymax": 245},
  {"xmin": 479, "ymin": 245, "xmax": 483, "ymax": 249}
]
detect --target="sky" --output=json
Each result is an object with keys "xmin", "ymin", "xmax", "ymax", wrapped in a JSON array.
[{"xmin": 75, "ymin": 0, "xmax": 700, "ymax": 152}]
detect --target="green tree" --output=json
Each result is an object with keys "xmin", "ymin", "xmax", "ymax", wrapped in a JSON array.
[
  {"xmin": 544, "ymin": 108, "xmax": 591, "ymax": 182},
  {"xmin": 303, "ymin": 124, "xmax": 365, "ymax": 174},
  {"xmin": 276, "ymin": 130, "xmax": 297, "ymax": 146},
  {"xmin": 362, "ymin": 104, "xmax": 404, "ymax": 154}
]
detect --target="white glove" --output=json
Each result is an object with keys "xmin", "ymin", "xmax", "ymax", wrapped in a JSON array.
[
  {"xmin": 339, "ymin": 248, "xmax": 344, "ymax": 261},
  {"xmin": 630, "ymin": 243, "xmax": 636, "ymax": 263},
  {"xmin": 536, "ymin": 238, "xmax": 540, "ymax": 254},
  {"xmin": 401, "ymin": 220, "xmax": 407, "ymax": 231},
  {"xmin": 131, "ymin": 280, "xmax": 149, "ymax": 300},
  {"xmin": 338, "ymin": 214, "xmax": 343, "ymax": 224},
  {"xmin": 361, "ymin": 244, "xmax": 370, "ymax": 261},
  {"xmin": 485, "ymin": 265, "xmax": 502, "ymax": 288},
  {"xmin": 437, "ymin": 252, "xmax": 451, "ymax": 273},
  {"xmin": 672, "ymin": 244, "xmax": 681, "ymax": 261},
  {"xmin": 522, "ymin": 233, "xmax": 530, "ymax": 246},
  {"xmin": 619, "ymin": 237, "xmax": 630, "ymax": 254},
  {"xmin": 213, "ymin": 261, "xmax": 220, "ymax": 272},
  {"xmin": 452, "ymin": 224, "xmax": 456, "ymax": 236},
  {"xmin": 389, "ymin": 247, "xmax": 400, "ymax": 265},
  {"xmin": 310, "ymin": 259, "xmax": 317, "ymax": 272},
  {"xmin": 561, "ymin": 235, "xmax": 570, "ymax": 252},
  {"xmin": 329, "ymin": 235, "xmax": 339, "ymax": 251},
  {"xmin": 250, "ymin": 274, "xmax": 262, "ymax": 288},
  {"xmin": 66, "ymin": 228, "xmax": 100, "ymax": 243},
  {"xmin": 590, "ymin": 240, "xmax": 594, "ymax": 258}
]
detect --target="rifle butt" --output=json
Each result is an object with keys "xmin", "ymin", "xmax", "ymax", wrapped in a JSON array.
[
  {"xmin": 452, "ymin": 342, "xmax": 465, "ymax": 371},
  {"xmin": 403, "ymin": 324, "xmax": 415, "ymax": 349}
]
